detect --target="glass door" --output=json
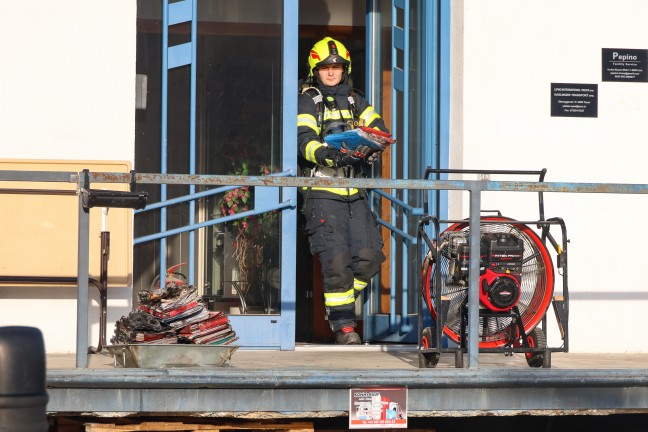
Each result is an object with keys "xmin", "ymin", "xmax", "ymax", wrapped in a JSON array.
[{"xmin": 134, "ymin": 0, "xmax": 298, "ymax": 349}]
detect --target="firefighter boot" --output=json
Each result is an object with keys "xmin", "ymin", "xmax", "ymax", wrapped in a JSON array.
[{"xmin": 335, "ymin": 326, "xmax": 361, "ymax": 345}]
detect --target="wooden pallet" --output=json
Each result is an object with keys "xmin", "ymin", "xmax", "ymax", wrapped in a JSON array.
[{"xmin": 85, "ymin": 421, "xmax": 314, "ymax": 432}]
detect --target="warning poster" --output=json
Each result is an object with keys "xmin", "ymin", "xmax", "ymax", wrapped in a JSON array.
[{"xmin": 349, "ymin": 387, "xmax": 408, "ymax": 429}]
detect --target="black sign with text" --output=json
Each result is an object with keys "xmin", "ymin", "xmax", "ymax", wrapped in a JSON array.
[
  {"xmin": 602, "ymin": 48, "xmax": 648, "ymax": 82},
  {"xmin": 550, "ymin": 83, "xmax": 598, "ymax": 118}
]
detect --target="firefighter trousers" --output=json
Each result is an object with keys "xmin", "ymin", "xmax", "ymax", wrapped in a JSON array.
[{"xmin": 303, "ymin": 195, "xmax": 385, "ymax": 332}]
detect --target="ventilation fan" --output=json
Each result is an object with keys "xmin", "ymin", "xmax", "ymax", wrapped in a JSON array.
[{"xmin": 418, "ymin": 169, "xmax": 568, "ymax": 369}]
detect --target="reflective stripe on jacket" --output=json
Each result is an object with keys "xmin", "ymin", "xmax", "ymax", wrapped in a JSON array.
[{"xmin": 297, "ymin": 83, "xmax": 388, "ymax": 197}]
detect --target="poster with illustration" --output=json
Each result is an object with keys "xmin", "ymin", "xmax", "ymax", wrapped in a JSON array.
[{"xmin": 349, "ymin": 387, "xmax": 407, "ymax": 429}]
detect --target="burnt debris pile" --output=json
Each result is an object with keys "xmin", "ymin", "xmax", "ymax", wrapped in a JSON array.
[{"xmin": 111, "ymin": 281, "xmax": 238, "ymax": 346}]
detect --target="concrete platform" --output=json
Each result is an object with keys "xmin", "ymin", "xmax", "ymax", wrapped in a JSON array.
[{"xmin": 45, "ymin": 345, "xmax": 648, "ymax": 419}]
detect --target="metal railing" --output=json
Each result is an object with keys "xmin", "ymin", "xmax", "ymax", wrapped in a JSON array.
[{"xmin": 2, "ymin": 168, "xmax": 648, "ymax": 368}]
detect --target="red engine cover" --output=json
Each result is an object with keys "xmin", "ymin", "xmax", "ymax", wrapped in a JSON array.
[{"xmin": 478, "ymin": 268, "xmax": 521, "ymax": 312}]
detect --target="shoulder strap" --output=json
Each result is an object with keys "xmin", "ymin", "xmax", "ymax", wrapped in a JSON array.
[
  {"xmin": 302, "ymin": 86, "xmax": 323, "ymax": 104},
  {"xmin": 347, "ymin": 90, "xmax": 360, "ymax": 121},
  {"xmin": 300, "ymin": 86, "xmax": 325, "ymax": 134},
  {"xmin": 299, "ymin": 86, "xmax": 362, "ymax": 132}
]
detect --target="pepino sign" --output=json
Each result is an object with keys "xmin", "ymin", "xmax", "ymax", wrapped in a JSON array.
[{"xmin": 602, "ymin": 48, "xmax": 648, "ymax": 82}]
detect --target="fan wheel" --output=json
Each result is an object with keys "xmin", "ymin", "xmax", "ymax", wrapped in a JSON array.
[
  {"xmin": 419, "ymin": 327, "xmax": 440, "ymax": 368},
  {"xmin": 422, "ymin": 216, "xmax": 554, "ymax": 348},
  {"xmin": 525, "ymin": 327, "xmax": 547, "ymax": 368}
]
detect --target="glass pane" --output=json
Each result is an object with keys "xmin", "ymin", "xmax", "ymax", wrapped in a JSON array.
[{"xmin": 198, "ymin": 0, "xmax": 282, "ymax": 315}]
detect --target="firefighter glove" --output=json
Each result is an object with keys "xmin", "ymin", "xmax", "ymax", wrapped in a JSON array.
[
  {"xmin": 366, "ymin": 149, "xmax": 382, "ymax": 165},
  {"xmin": 335, "ymin": 144, "xmax": 372, "ymax": 167}
]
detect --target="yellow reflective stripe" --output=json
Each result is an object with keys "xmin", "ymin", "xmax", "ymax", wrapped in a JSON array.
[
  {"xmin": 300, "ymin": 187, "xmax": 360, "ymax": 196},
  {"xmin": 353, "ymin": 278, "xmax": 368, "ymax": 291},
  {"xmin": 324, "ymin": 289, "xmax": 356, "ymax": 307},
  {"xmin": 298, "ymin": 113, "xmax": 320, "ymax": 135},
  {"xmin": 304, "ymin": 140, "xmax": 324, "ymax": 163},
  {"xmin": 359, "ymin": 106, "xmax": 380, "ymax": 125},
  {"xmin": 323, "ymin": 109, "xmax": 353, "ymax": 121}
]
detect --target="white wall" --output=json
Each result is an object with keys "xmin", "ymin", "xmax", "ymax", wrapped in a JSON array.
[
  {"xmin": 0, "ymin": 1, "xmax": 136, "ymax": 353},
  {"xmin": 0, "ymin": 1, "xmax": 136, "ymax": 161},
  {"xmin": 454, "ymin": 0, "xmax": 648, "ymax": 352},
  {"xmin": 4, "ymin": 0, "xmax": 647, "ymax": 355}
]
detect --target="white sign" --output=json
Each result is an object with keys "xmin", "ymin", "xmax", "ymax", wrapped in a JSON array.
[{"xmin": 349, "ymin": 387, "xmax": 408, "ymax": 429}]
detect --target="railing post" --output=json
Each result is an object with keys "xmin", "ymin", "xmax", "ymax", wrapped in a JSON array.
[
  {"xmin": 466, "ymin": 184, "xmax": 482, "ymax": 368},
  {"xmin": 76, "ymin": 180, "xmax": 90, "ymax": 368}
]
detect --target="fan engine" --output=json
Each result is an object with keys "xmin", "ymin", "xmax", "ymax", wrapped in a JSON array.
[{"xmin": 444, "ymin": 231, "xmax": 524, "ymax": 312}]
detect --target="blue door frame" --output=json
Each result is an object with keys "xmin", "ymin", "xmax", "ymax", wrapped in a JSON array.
[{"xmin": 362, "ymin": 0, "xmax": 451, "ymax": 343}]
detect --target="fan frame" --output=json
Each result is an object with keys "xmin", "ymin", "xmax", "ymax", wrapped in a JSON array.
[{"xmin": 422, "ymin": 216, "xmax": 555, "ymax": 349}]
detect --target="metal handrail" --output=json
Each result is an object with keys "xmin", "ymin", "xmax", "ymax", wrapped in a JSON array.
[
  {"xmin": 3, "ymin": 169, "xmax": 648, "ymax": 368},
  {"xmin": 132, "ymin": 170, "xmax": 295, "ymax": 245},
  {"xmin": 134, "ymin": 170, "xmax": 293, "ymax": 214}
]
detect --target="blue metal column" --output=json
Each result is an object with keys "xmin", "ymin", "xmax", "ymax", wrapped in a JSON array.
[
  {"xmin": 188, "ymin": 0, "xmax": 198, "ymax": 284},
  {"xmin": 280, "ymin": 0, "xmax": 299, "ymax": 350},
  {"xmin": 161, "ymin": 0, "xmax": 197, "ymax": 285},
  {"xmin": 422, "ymin": 1, "xmax": 441, "ymax": 197},
  {"xmin": 364, "ymin": 0, "xmax": 382, "ymax": 336},
  {"xmin": 424, "ymin": 0, "xmax": 451, "ymax": 219},
  {"xmin": 391, "ymin": 0, "xmax": 411, "ymax": 333},
  {"xmin": 160, "ymin": 1, "xmax": 169, "ymax": 285},
  {"xmin": 438, "ymin": 0, "xmax": 451, "ymax": 215},
  {"xmin": 365, "ymin": 1, "xmax": 381, "ymax": 106}
]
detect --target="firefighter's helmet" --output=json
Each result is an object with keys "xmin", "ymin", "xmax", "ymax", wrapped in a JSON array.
[{"xmin": 308, "ymin": 37, "xmax": 351, "ymax": 77}]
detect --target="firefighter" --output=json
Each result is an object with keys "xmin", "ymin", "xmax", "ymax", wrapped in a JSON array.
[{"xmin": 297, "ymin": 37, "xmax": 388, "ymax": 344}]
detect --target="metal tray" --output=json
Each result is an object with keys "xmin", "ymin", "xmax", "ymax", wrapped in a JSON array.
[{"xmin": 106, "ymin": 344, "xmax": 238, "ymax": 368}]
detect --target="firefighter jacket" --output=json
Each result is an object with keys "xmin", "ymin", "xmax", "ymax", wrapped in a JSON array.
[{"xmin": 297, "ymin": 82, "xmax": 388, "ymax": 198}]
